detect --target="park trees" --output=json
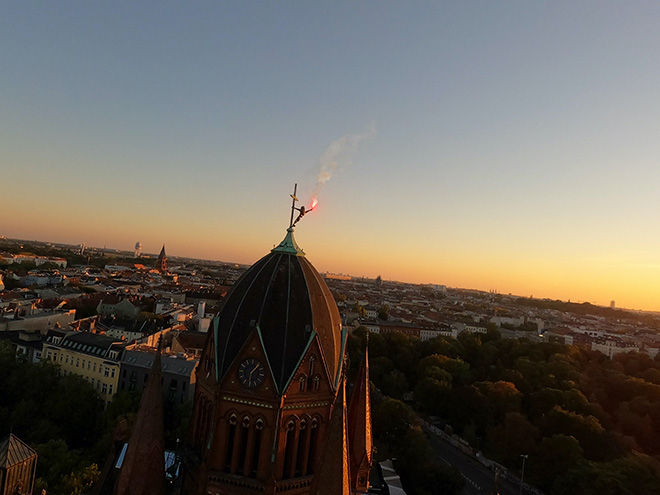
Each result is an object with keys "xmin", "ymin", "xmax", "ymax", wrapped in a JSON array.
[{"xmin": 360, "ymin": 327, "xmax": 660, "ymax": 493}]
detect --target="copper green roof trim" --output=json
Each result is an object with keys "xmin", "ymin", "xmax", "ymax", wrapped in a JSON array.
[
  {"xmin": 334, "ymin": 327, "xmax": 348, "ymax": 388},
  {"xmin": 256, "ymin": 323, "xmax": 280, "ymax": 394},
  {"xmin": 271, "ymin": 228, "xmax": 305, "ymax": 256}
]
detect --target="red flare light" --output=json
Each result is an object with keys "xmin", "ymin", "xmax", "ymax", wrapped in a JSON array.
[{"xmin": 310, "ymin": 197, "xmax": 318, "ymax": 210}]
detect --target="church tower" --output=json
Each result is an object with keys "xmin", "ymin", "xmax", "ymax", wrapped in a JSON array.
[
  {"xmin": 156, "ymin": 245, "xmax": 167, "ymax": 273},
  {"xmin": 184, "ymin": 191, "xmax": 371, "ymax": 495}
]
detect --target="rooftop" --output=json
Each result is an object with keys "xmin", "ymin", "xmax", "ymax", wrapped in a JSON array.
[{"xmin": 0, "ymin": 434, "xmax": 37, "ymax": 468}]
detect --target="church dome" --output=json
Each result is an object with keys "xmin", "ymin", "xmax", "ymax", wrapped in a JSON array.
[{"xmin": 214, "ymin": 228, "xmax": 343, "ymax": 393}]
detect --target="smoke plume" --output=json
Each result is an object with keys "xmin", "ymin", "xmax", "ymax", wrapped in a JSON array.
[{"xmin": 312, "ymin": 123, "xmax": 376, "ymax": 198}]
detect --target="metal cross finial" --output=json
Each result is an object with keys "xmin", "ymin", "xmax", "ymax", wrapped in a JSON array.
[{"xmin": 289, "ymin": 183, "xmax": 299, "ymax": 228}]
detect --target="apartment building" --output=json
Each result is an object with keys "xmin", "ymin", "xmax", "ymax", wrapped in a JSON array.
[{"xmin": 42, "ymin": 331, "xmax": 126, "ymax": 406}]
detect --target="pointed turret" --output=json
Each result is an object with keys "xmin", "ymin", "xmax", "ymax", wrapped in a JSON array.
[
  {"xmin": 114, "ymin": 349, "xmax": 165, "ymax": 495},
  {"xmin": 156, "ymin": 245, "xmax": 167, "ymax": 273},
  {"xmin": 309, "ymin": 378, "xmax": 350, "ymax": 495},
  {"xmin": 0, "ymin": 433, "xmax": 38, "ymax": 495},
  {"xmin": 348, "ymin": 344, "xmax": 373, "ymax": 493}
]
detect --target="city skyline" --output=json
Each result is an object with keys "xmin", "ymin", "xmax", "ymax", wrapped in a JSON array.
[{"xmin": 3, "ymin": 3, "xmax": 660, "ymax": 311}]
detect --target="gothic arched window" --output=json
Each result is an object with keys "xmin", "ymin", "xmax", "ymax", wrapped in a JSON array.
[
  {"xmin": 224, "ymin": 413, "xmax": 238, "ymax": 472},
  {"xmin": 295, "ymin": 419, "xmax": 308, "ymax": 476},
  {"xmin": 251, "ymin": 418, "xmax": 265, "ymax": 477},
  {"xmin": 283, "ymin": 419, "xmax": 297, "ymax": 478},
  {"xmin": 237, "ymin": 416, "xmax": 250, "ymax": 475},
  {"xmin": 307, "ymin": 417, "xmax": 320, "ymax": 474}
]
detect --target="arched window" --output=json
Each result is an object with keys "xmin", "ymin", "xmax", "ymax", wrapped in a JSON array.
[
  {"xmin": 224, "ymin": 414, "xmax": 238, "ymax": 472},
  {"xmin": 193, "ymin": 400, "xmax": 204, "ymax": 448},
  {"xmin": 307, "ymin": 417, "xmax": 320, "ymax": 474},
  {"xmin": 307, "ymin": 356, "xmax": 316, "ymax": 390},
  {"xmin": 298, "ymin": 375, "xmax": 306, "ymax": 392},
  {"xmin": 251, "ymin": 418, "xmax": 265, "ymax": 477},
  {"xmin": 295, "ymin": 419, "xmax": 308, "ymax": 476},
  {"xmin": 312, "ymin": 375, "xmax": 320, "ymax": 391},
  {"xmin": 203, "ymin": 399, "xmax": 213, "ymax": 448},
  {"xmin": 237, "ymin": 416, "xmax": 250, "ymax": 475},
  {"xmin": 283, "ymin": 419, "xmax": 297, "ymax": 478},
  {"xmin": 194, "ymin": 396, "xmax": 212, "ymax": 451}
]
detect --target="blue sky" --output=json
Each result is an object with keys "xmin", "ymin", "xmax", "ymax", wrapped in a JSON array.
[{"xmin": 2, "ymin": 2, "xmax": 660, "ymax": 309}]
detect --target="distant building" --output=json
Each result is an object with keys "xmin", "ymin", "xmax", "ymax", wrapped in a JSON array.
[
  {"xmin": 364, "ymin": 306, "xmax": 378, "ymax": 319},
  {"xmin": 171, "ymin": 331, "xmax": 207, "ymax": 356},
  {"xmin": 0, "ymin": 254, "xmax": 66, "ymax": 268},
  {"xmin": 542, "ymin": 328, "xmax": 574, "ymax": 346},
  {"xmin": 104, "ymin": 265, "xmax": 133, "ymax": 273},
  {"xmin": 96, "ymin": 318, "xmax": 157, "ymax": 342},
  {"xmin": 184, "ymin": 289, "xmax": 225, "ymax": 314},
  {"xmin": 591, "ymin": 339, "xmax": 638, "ymax": 359},
  {"xmin": 379, "ymin": 320, "xmax": 431, "ymax": 338},
  {"xmin": 423, "ymin": 283, "xmax": 447, "ymax": 295},
  {"xmin": 42, "ymin": 331, "xmax": 126, "ymax": 406},
  {"xmin": 0, "ymin": 309, "xmax": 76, "ymax": 333},
  {"xmin": 21, "ymin": 272, "xmax": 64, "ymax": 286},
  {"xmin": 119, "ymin": 346, "xmax": 198, "ymax": 403},
  {"xmin": 490, "ymin": 316, "xmax": 524, "ymax": 327},
  {"xmin": 359, "ymin": 319, "xmax": 432, "ymax": 338},
  {"xmin": 97, "ymin": 295, "xmax": 142, "ymax": 319},
  {"xmin": 419, "ymin": 327, "xmax": 457, "ymax": 341},
  {"xmin": 360, "ymin": 319, "xmax": 381, "ymax": 333},
  {"xmin": 156, "ymin": 245, "xmax": 167, "ymax": 273},
  {"xmin": 0, "ymin": 433, "xmax": 38, "ymax": 495},
  {"xmin": 0, "ymin": 331, "xmax": 43, "ymax": 363},
  {"xmin": 453, "ymin": 322, "xmax": 488, "ymax": 335}
]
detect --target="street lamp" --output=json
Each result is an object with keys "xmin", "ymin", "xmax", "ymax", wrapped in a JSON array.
[{"xmin": 519, "ymin": 454, "xmax": 528, "ymax": 495}]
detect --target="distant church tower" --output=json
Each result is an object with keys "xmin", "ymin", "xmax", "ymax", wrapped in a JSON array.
[
  {"xmin": 156, "ymin": 245, "xmax": 167, "ymax": 273},
  {"xmin": 184, "ymin": 194, "xmax": 372, "ymax": 495}
]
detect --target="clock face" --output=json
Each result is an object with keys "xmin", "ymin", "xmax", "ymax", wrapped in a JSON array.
[{"xmin": 237, "ymin": 358, "xmax": 266, "ymax": 389}]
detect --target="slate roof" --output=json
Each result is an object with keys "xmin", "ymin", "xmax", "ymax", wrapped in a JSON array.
[
  {"xmin": 0, "ymin": 434, "xmax": 37, "ymax": 468},
  {"xmin": 46, "ymin": 331, "xmax": 124, "ymax": 359},
  {"xmin": 214, "ymin": 229, "xmax": 342, "ymax": 392},
  {"xmin": 122, "ymin": 349, "xmax": 197, "ymax": 376}
]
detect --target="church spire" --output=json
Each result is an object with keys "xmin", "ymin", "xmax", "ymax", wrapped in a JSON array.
[
  {"xmin": 114, "ymin": 348, "xmax": 165, "ymax": 495},
  {"xmin": 156, "ymin": 245, "xmax": 167, "ymax": 273},
  {"xmin": 348, "ymin": 343, "xmax": 373, "ymax": 493},
  {"xmin": 309, "ymin": 377, "xmax": 350, "ymax": 495}
]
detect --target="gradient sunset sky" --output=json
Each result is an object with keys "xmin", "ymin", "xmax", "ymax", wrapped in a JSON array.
[{"xmin": 2, "ymin": 3, "xmax": 660, "ymax": 311}]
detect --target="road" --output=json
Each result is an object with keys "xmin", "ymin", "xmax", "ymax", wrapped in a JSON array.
[{"xmin": 422, "ymin": 424, "xmax": 532, "ymax": 495}]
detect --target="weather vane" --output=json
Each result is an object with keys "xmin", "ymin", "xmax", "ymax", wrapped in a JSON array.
[{"xmin": 289, "ymin": 183, "xmax": 317, "ymax": 228}]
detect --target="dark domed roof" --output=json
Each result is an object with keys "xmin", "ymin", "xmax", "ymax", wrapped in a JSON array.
[{"xmin": 214, "ymin": 228, "xmax": 343, "ymax": 393}]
